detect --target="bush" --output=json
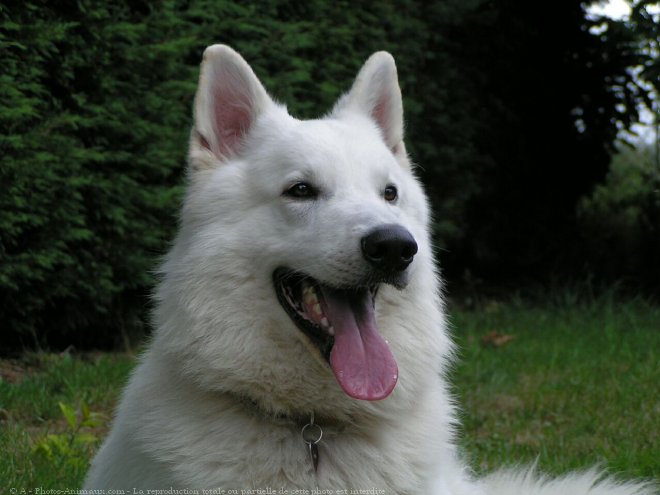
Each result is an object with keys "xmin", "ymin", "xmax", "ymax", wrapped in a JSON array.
[
  {"xmin": 578, "ymin": 143, "xmax": 660, "ymax": 289},
  {"xmin": 0, "ymin": 1, "xmax": 192, "ymax": 347}
]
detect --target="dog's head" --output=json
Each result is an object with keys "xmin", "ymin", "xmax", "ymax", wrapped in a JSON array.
[{"xmin": 156, "ymin": 46, "xmax": 447, "ymax": 416}]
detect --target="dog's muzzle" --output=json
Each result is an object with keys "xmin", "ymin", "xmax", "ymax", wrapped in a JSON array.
[{"xmin": 272, "ymin": 224, "xmax": 417, "ymax": 401}]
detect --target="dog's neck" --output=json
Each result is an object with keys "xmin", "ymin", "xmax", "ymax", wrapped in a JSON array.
[
  {"xmin": 228, "ymin": 389, "xmax": 349, "ymax": 429},
  {"xmin": 231, "ymin": 392, "xmax": 324, "ymax": 473},
  {"xmin": 233, "ymin": 392, "xmax": 310, "ymax": 425}
]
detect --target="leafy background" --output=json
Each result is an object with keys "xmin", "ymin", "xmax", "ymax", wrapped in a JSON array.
[{"xmin": 1, "ymin": 0, "xmax": 658, "ymax": 348}]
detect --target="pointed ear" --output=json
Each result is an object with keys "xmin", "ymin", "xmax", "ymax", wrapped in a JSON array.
[
  {"xmin": 332, "ymin": 52, "xmax": 404, "ymax": 155},
  {"xmin": 192, "ymin": 45, "xmax": 272, "ymax": 163}
]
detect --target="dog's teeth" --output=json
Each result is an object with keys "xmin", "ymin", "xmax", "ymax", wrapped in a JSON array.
[
  {"xmin": 321, "ymin": 317, "xmax": 329, "ymax": 328},
  {"xmin": 328, "ymin": 326, "xmax": 335, "ymax": 336},
  {"xmin": 303, "ymin": 287, "xmax": 318, "ymax": 306},
  {"xmin": 313, "ymin": 303, "xmax": 321, "ymax": 315}
]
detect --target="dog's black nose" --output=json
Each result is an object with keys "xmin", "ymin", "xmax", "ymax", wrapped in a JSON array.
[{"xmin": 361, "ymin": 224, "xmax": 418, "ymax": 272}]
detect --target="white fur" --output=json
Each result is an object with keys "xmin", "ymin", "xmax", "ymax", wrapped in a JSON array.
[{"xmin": 84, "ymin": 45, "xmax": 656, "ymax": 495}]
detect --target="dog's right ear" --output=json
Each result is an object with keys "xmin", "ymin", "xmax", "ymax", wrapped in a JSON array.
[{"xmin": 191, "ymin": 45, "xmax": 272, "ymax": 165}]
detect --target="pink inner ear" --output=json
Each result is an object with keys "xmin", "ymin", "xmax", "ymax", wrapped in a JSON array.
[
  {"xmin": 372, "ymin": 93, "xmax": 390, "ymax": 135},
  {"xmin": 210, "ymin": 79, "xmax": 253, "ymax": 158},
  {"xmin": 199, "ymin": 133, "xmax": 211, "ymax": 151}
]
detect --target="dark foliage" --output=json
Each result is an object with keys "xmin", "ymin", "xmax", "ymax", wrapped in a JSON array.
[
  {"xmin": 0, "ymin": 1, "xmax": 193, "ymax": 347},
  {"xmin": 1, "ymin": 0, "xmax": 657, "ymax": 348}
]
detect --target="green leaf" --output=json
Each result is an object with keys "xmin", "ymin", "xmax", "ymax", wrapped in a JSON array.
[
  {"xmin": 81, "ymin": 412, "xmax": 105, "ymax": 428},
  {"xmin": 74, "ymin": 432, "xmax": 99, "ymax": 445},
  {"xmin": 59, "ymin": 402, "xmax": 77, "ymax": 430},
  {"xmin": 33, "ymin": 441, "xmax": 53, "ymax": 460}
]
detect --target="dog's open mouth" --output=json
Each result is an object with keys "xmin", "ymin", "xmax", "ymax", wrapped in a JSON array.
[{"xmin": 273, "ymin": 268, "xmax": 398, "ymax": 401}]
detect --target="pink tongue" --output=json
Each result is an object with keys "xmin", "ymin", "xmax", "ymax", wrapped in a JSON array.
[{"xmin": 321, "ymin": 288, "xmax": 398, "ymax": 401}]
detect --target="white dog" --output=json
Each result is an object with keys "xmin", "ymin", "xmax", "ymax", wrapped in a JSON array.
[{"xmin": 84, "ymin": 45, "xmax": 655, "ymax": 495}]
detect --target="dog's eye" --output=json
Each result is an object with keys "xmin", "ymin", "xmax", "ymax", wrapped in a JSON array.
[
  {"xmin": 384, "ymin": 185, "xmax": 398, "ymax": 202},
  {"xmin": 284, "ymin": 182, "xmax": 318, "ymax": 199}
]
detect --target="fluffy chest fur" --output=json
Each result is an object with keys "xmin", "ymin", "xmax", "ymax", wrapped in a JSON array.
[{"xmin": 102, "ymin": 350, "xmax": 458, "ymax": 494}]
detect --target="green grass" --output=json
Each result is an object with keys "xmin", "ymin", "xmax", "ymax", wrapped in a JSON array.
[
  {"xmin": 0, "ymin": 353, "xmax": 135, "ymax": 490},
  {"xmin": 1, "ymin": 298, "xmax": 658, "ymax": 489},
  {"xmin": 451, "ymin": 297, "xmax": 660, "ymax": 481}
]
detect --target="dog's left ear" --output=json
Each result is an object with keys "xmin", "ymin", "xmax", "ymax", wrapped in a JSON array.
[{"xmin": 332, "ymin": 52, "xmax": 404, "ymax": 156}]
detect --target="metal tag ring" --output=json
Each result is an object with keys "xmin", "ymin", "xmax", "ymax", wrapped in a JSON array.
[{"xmin": 302, "ymin": 422, "xmax": 323, "ymax": 444}]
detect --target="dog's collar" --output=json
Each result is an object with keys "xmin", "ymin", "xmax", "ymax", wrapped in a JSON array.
[
  {"xmin": 231, "ymin": 394, "xmax": 324, "ymax": 473},
  {"xmin": 233, "ymin": 393, "xmax": 308, "ymax": 424}
]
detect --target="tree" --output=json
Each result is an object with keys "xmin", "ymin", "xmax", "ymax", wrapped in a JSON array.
[{"xmin": 417, "ymin": 0, "xmax": 660, "ymax": 285}]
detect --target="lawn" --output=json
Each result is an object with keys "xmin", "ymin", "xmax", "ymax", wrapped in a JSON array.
[
  {"xmin": 1, "ymin": 298, "xmax": 658, "ymax": 490},
  {"xmin": 0, "ymin": 353, "xmax": 135, "ymax": 490},
  {"xmin": 451, "ymin": 297, "xmax": 659, "ymax": 480}
]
